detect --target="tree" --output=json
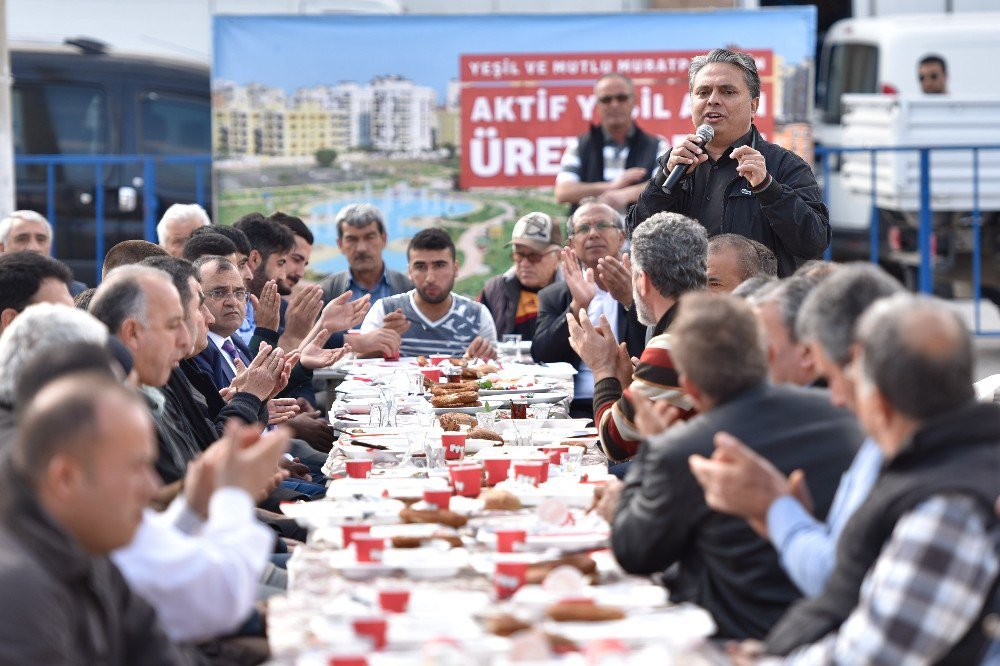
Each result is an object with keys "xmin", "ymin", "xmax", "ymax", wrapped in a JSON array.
[{"xmin": 315, "ymin": 148, "xmax": 337, "ymax": 168}]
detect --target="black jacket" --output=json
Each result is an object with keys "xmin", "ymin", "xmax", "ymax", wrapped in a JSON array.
[
  {"xmin": 626, "ymin": 125, "xmax": 830, "ymax": 277},
  {"xmin": 612, "ymin": 382, "xmax": 861, "ymax": 640},
  {"xmin": 0, "ymin": 460, "xmax": 182, "ymax": 665},
  {"xmin": 531, "ymin": 281, "xmax": 646, "ymax": 368},
  {"xmin": 480, "ymin": 270, "xmax": 560, "ymax": 341}
]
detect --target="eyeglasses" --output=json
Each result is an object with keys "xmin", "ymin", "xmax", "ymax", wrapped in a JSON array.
[
  {"xmin": 572, "ymin": 222, "xmax": 618, "ymax": 235},
  {"xmin": 598, "ymin": 93, "xmax": 631, "ymax": 104},
  {"xmin": 205, "ymin": 287, "xmax": 249, "ymax": 302},
  {"xmin": 510, "ymin": 250, "xmax": 555, "ymax": 265}
]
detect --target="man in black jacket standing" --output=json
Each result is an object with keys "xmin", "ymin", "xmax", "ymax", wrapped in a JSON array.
[
  {"xmin": 610, "ymin": 293, "xmax": 860, "ymax": 640},
  {"xmin": 627, "ymin": 48, "xmax": 829, "ymax": 277}
]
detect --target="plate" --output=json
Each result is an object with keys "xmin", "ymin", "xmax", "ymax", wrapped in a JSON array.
[
  {"xmin": 483, "ymin": 392, "xmax": 569, "ymax": 407},
  {"xmin": 430, "ymin": 404, "xmax": 487, "ymax": 415},
  {"xmin": 279, "ymin": 498, "xmax": 405, "ymax": 529}
]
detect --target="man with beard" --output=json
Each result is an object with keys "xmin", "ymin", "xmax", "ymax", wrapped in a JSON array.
[
  {"xmin": 359, "ymin": 228, "xmax": 497, "ymax": 359},
  {"xmin": 568, "ymin": 211, "xmax": 706, "ymax": 462},
  {"xmin": 232, "ymin": 214, "xmax": 294, "ymax": 345},
  {"xmin": 268, "ymin": 212, "xmax": 327, "ymax": 353}
]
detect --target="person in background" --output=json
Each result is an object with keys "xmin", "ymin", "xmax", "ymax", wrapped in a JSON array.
[
  {"xmin": 707, "ymin": 233, "xmax": 777, "ymax": 293},
  {"xmin": 102, "ymin": 240, "xmax": 169, "ymax": 279},
  {"xmin": 479, "ymin": 212, "xmax": 562, "ymax": 341},
  {"xmin": 0, "ymin": 251, "xmax": 75, "ymax": 333},
  {"xmin": 157, "ymin": 203, "xmax": 210, "ymax": 258},
  {"xmin": 748, "ymin": 276, "xmax": 826, "ymax": 388},
  {"xmin": 182, "ymin": 230, "xmax": 238, "ymax": 263},
  {"xmin": 919, "ymin": 53, "xmax": 948, "ymax": 94},
  {"xmin": 188, "ymin": 224, "xmax": 255, "ymax": 286},
  {"xmin": 555, "ymin": 73, "xmax": 668, "ymax": 214},
  {"xmin": 0, "ymin": 209, "xmax": 88, "ymax": 295}
]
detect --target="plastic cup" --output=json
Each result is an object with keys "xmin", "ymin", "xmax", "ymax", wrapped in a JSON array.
[
  {"xmin": 494, "ymin": 559, "xmax": 530, "ymax": 600},
  {"xmin": 420, "ymin": 368, "xmax": 443, "ymax": 384},
  {"xmin": 513, "ymin": 460, "xmax": 546, "ymax": 487},
  {"xmin": 341, "ymin": 523, "xmax": 371, "ymax": 548},
  {"xmin": 328, "ymin": 657, "xmax": 368, "ymax": 666},
  {"xmin": 430, "ymin": 354, "xmax": 450, "ymax": 366},
  {"xmin": 495, "ymin": 528, "xmax": 527, "ymax": 553},
  {"xmin": 540, "ymin": 445, "xmax": 570, "ymax": 466},
  {"xmin": 483, "ymin": 457, "xmax": 512, "ymax": 486},
  {"xmin": 423, "ymin": 487, "xmax": 453, "ymax": 510},
  {"xmin": 378, "ymin": 588, "xmax": 411, "ymax": 613},
  {"xmin": 345, "ymin": 459, "xmax": 373, "ymax": 479},
  {"xmin": 449, "ymin": 463, "xmax": 483, "ymax": 497},
  {"xmin": 442, "ymin": 432, "xmax": 466, "ymax": 461},
  {"xmin": 382, "ymin": 349, "xmax": 400, "ymax": 362},
  {"xmin": 354, "ymin": 535, "xmax": 386, "ymax": 563},
  {"xmin": 352, "ymin": 617, "xmax": 388, "ymax": 650}
]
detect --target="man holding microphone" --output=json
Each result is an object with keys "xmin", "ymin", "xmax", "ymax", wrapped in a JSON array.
[{"xmin": 627, "ymin": 48, "xmax": 830, "ymax": 277}]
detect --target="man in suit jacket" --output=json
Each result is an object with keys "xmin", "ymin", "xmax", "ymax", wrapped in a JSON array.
[
  {"xmin": 531, "ymin": 202, "xmax": 646, "ymax": 418},
  {"xmin": 609, "ymin": 293, "xmax": 861, "ymax": 640},
  {"xmin": 192, "ymin": 256, "xmax": 259, "ymax": 389},
  {"xmin": 319, "ymin": 204, "xmax": 412, "ymax": 356}
]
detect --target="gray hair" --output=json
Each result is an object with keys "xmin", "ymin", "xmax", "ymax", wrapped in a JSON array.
[
  {"xmin": 708, "ymin": 234, "xmax": 777, "ymax": 282},
  {"xmin": 732, "ymin": 275, "xmax": 777, "ymax": 299},
  {"xmin": 567, "ymin": 201, "xmax": 624, "ymax": 235},
  {"xmin": 751, "ymin": 276, "xmax": 820, "ymax": 343},
  {"xmin": 89, "ymin": 265, "xmax": 173, "ymax": 334},
  {"xmin": 0, "ymin": 210, "xmax": 52, "ymax": 244},
  {"xmin": 795, "ymin": 263, "xmax": 903, "ymax": 366},
  {"xmin": 157, "ymin": 203, "xmax": 210, "ymax": 245},
  {"xmin": 856, "ymin": 293, "xmax": 974, "ymax": 420},
  {"xmin": 0, "ymin": 303, "xmax": 108, "ymax": 404},
  {"xmin": 335, "ymin": 203, "xmax": 386, "ymax": 239},
  {"xmin": 630, "ymin": 212, "xmax": 707, "ymax": 300},
  {"xmin": 689, "ymin": 48, "xmax": 761, "ymax": 100}
]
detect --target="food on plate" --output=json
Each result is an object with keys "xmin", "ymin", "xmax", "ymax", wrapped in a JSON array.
[
  {"xmin": 462, "ymin": 363, "xmax": 499, "ymax": 379},
  {"xmin": 399, "ymin": 506, "xmax": 469, "ymax": 529},
  {"xmin": 438, "ymin": 412, "xmax": 478, "ymax": 431},
  {"xmin": 417, "ymin": 355, "xmax": 428, "ymax": 366},
  {"xmin": 390, "ymin": 534, "xmax": 463, "ymax": 549},
  {"xmin": 484, "ymin": 614, "xmax": 532, "ymax": 637},
  {"xmin": 430, "ymin": 381, "xmax": 480, "ymax": 395},
  {"xmin": 545, "ymin": 602, "xmax": 625, "ymax": 623},
  {"xmin": 479, "ymin": 488, "xmax": 522, "ymax": 511},
  {"xmin": 525, "ymin": 555, "xmax": 598, "ymax": 585},
  {"xmin": 467, "ymin": 427, "xmax": 504, "ymax": 443},
  {"xmin": 430, "ymin": 391, "xmax": 480, "ymax": 408}
]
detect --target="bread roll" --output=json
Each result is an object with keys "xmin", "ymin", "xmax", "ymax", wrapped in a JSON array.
[
  {"xmin": 399, "ymin": 506, "xmax": 468, "ymax": 529},
  {"xmin": 479, "ymin": 488, "xmax": 522, "ymax": 511},
  {"xmin": 545, "ymin": 602, "xmax": 625, "ymax": 623},
  {"xmin": 430, "ymin": 391, "xmax": 479, "ymax": 407},
  {"xmin": 467, "ymin": 427, "xmax": 503, "ymax": 443}
]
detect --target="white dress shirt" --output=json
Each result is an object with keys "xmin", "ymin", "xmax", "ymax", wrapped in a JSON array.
[{"xmin": 574, "ymin": 285, "xmax": 621, "ymax": 400}]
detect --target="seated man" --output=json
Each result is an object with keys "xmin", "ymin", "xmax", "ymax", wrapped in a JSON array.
[
  {"xmin": 0, "ymin": 373, "xmax": 179, "ymax": 663},
  {"xmin": 707, "ymin": 233, "xmax": 777, "ymax": 293},
  {"xmin": 102, "ymin": 240, "xmax": 169, "ymax": 279},
  {"xmin": 321, "ymin": 204, "xmax": 412, "ymax": 357},
  {"xmin": 187, "ymin": 224, "xmax": 255, "ymax": 286},
  {"xmin": 0, "ymin": 251, "xmax": 75, "ymax": 333},
  {"xmin": 764, "ymin": 295, "xmax": 1000, "ymax": 663},
  {"xmin": 748, "ymin": 276, "xmax": 825, "ymax": 388},
  {"xmin": 610, "ymin": 293, "xmax": 861, "ymax": 639},
  {"xmin": 480, "ymin": 212, "xmax": 562, "ymax": 340},
  {"xmin": 157, "ymin": 203, "xmax": 210, "ymax": 258},
  {"xmin": 532, "ymin": 202, "xmax": 647, "ymax": 418},
  {"xmin": 0, "ymin": 209, "xmax": 87, "ymax": 294},
  {"xmin": 359, "ymin": 228, "xmax": 497, "ymax": 359},
  {"xmin": 567, "ymin": 211, "xmax": 706, "ymax": 462}
]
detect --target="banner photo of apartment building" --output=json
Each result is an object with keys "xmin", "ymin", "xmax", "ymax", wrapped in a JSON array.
[{"xmin": 212, "ymin": 9, "xmax": 815, "ymax": 295}]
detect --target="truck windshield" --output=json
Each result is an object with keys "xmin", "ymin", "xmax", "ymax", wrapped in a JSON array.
[{"xmin": 819, "ymin": 43, "xmax": 878, "ymax": 125}]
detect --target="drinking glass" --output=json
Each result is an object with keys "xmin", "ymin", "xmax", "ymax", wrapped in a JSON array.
[{"xmin": 499, "ymin": 333, "xmax": 522, "ymax": 364}]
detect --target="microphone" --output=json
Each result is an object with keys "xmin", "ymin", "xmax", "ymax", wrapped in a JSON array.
[{"xmin": 653, "ymin": 123, "xmax": 715, "ymax": 194}]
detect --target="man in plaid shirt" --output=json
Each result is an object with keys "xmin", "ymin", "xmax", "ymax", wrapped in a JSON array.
[{"xmin": 761, "ymin": 294, "xmax": 1000, "ymax": 664}]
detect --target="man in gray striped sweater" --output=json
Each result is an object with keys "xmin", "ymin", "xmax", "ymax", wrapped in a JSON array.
[{"xmin": 359, "ymin": 229, "xmax": 497, "ymax": 359}]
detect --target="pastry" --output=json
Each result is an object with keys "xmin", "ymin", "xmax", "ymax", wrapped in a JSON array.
[
  {"xmin": 467, "ymin": 427, "xmax": 504, "ymax": 443},
  {"xmin": 479, "ymin": 488, "xmax": 522, "ymax": 511},
  {"xmin": 438, "ymin": 412, "xmax": 478, "ymax": 431},
  {"xmin": 399, "ymin": 506, "xmax": 469, "ymax": 529},
  {"xmin": 525, "ymin": 554, "xmax": 598, "ymax": 585},
  {"xmin": 545, "ymin": 602, "xmax": 625, "ymax": 622},
  {"xmin": 430, "ymin": 381, "xmax": 480, "ymax": 395},
  {"xmin": 430, "ymin": 391, "xmax": 480, "ymax": 407}
]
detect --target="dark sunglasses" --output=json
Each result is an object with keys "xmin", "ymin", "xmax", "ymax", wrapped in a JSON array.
[
  {"xmin": 510, "ymin": 250, "xmax": 554, "ymax": 264},
  {"xmin": 598, "ymin": 93, "xmax": 631, "ymax": 104}
]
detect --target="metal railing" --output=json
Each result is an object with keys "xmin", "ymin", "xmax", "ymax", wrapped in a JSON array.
[
  {"xmin": 13, "ymin": 153, "xmax": 212, "ymax": 285},
  {"xmin": 815, "ymin": 144, "xmax": 1000, "ymax": 336}
]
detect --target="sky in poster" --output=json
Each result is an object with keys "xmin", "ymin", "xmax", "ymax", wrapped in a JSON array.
[{"xmin": 213, "ymin": 8, "xmax": 816, "ymax": 103}]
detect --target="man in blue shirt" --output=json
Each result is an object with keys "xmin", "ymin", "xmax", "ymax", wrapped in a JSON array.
[{"xmin": 689, "ymin": 264, "xmax": 903, "ymax": 597}]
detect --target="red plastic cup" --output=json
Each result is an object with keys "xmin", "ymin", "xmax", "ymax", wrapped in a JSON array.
[
  {"xmin": 513, "ymin": 460, "xmax": 546, "ymax": 487},
  {"xmin": 540, "ymin": 445, "xmax": 570, "ymax": 465},
  {"xmin": 495, "ymin": 528, "xmax": 527, "ymax": 553},
  {"xmin": 352, "ymin": 617, "xmax": 388, "ymax": 650},
  {"xmin": 494, "ymin": 560, "xmax": 530, "ymax": 600},
  {"xmin": 378, "ymin": 588, "xmax": 411, "ymax": 613},
  {"xmin": 341, "ymin": 523, "xmax": 371, "ymax": 548},
  {"xmin": 449, "ymin": 463, "xmax": 482, "ymax": 497},
  {"xmin": 429, "ymin": 354, "xmax": 450, "ymax": 366},
  {"xmin": 442, "ymin": 433, "xmax": 466, "ymax": 461},
  {"xmin": 328, "ymin": 657, "xmax": 368, "ymax": 666},
  {"xmin": 354, "ymin": 535, "xmax": 386, "ymax": 563},
  {"xmin": 423, "ymin": 487, "xmax": 453, "ymax": 510},
  {"xmin": 345, "ymin": 459, "xmax": 373, "ymax": 479},
  {"xmin": 382, "ymin": 350, "xmax": 400, "ymax": 362},
  {"xmin": 539, "ymin": 461, "xmax": 551, "ymax": 484},
  {"xmin": 483, "ymin": 458, "xmax": 512, "ymax": 486},
  {"xmin": 420, "ymin": 368, "xmax": 443, "ymax": 384}
]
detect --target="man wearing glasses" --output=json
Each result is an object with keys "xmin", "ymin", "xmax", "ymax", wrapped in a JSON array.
[
  {"xmin": 192, "ymin": 256, "xmax": 257, "ymax": 387},
  {"xmin": 479, "ymin": 212, "xmax": 563, "ymax": 341},
  {"xmin": 554, "ymin": 73, "xmax": 668, "ymax": 214},
  {"xmin": 532, "ymin": 202, "xmax": 647, "ymax": 419}
]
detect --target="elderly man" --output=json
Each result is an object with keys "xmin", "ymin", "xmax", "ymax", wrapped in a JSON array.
[
  {"xmin": 749, "ymin": 276, "xmax": 824, "ymax": 387},
  {"xmin": 610, "ymin": 293, "xmax": 860, "ymax": 639},
  {"xmin": 532, "ymin": 202, "xmax": 646, "ymax": 418},
  {"xmin": 157, "ymin": 203, "xmax": 210, "ymax": 257},
  {"xmin": 555, "ymin": 73, "xmax": 668, "ymax": 213},
  {"xmin": 689, "ymin": 264, "xmax": 902, "ymax": 599},
  {"xmin": 0, "ymin": 373, "xmax": 180, "ymax": 664},
  {"xmin": 568, "ymin": 211, "xmax": 705, "ymax": 462},
  {"xmin": 0, "ymin": 251, "xmax": 75, "ymax": 332},
  {"xmin": 629, "ymin": 48, "xmax": 829, "ymax": 277},
  {"xmin": 762, "ymin": 295, "xmax": 1000, "ymax": 663},
  {"xmin": 320, "ymin": 204, "xmax": 412, "ymax": 357},
  {"xmin": 360, "ymin": 228, "xmax": 497, "ymax": 359},
  {"xmin": 0, "ymin": 209, "xmax": 88, "ymax": 294},
  {"xmin": 707, "ymin": 233, "xmax": 777, "ymax": 293},
  {"xmin": 480, "ymin": 212, "xmax": 563, "ymax": 340}
]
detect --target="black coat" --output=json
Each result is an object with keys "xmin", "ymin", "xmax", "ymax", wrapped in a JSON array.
[
  {"xmin": 530, "ymin": 281, "xmax": 646, "ymax": 367},
  {"xmin": 612, "ymin": 382, "xmax": 862, "ymax": 640},
  {"xmin": 626, "ymin": 125, "xmax": 830, "ymax": 277}
]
